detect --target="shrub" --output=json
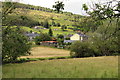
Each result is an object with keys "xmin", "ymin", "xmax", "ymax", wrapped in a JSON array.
[
  {"xmin": 70, "ymin": 41, "xmax": 94, "ymax": 58},
  {"xmin": 34, "ymin": 33, "xmax": 52, "ymax": 45},
  {"xmin": 65, "ymin": 37, "xmax": 70, "ymax": 40},
  {"xmin": 56, "ymin": 23, "xmax": 61, "ymax": 27},
  {"xmin": 2, "ymin": 26, "xmax": 31, "ymax": 62},
  {"xmin": 61, "ymin": 25, "xmax": 67, "ymax": 31},
  {"xmin": 48, "ymin": 28, "xmax": 53, "ymax": 37}
]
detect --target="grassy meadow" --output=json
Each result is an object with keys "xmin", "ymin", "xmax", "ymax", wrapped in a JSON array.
[
  {"xmin": 21, "ymin": 46, "xmax": 70, "ymax": 58},
  {"xmin": 3, "ymin": 56, "xmax": 118, "ymax": 78}
]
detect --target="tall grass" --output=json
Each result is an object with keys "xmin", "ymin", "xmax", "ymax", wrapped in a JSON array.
[{"xmin": 2, "ymin": 56, "xmax": 118, "ymax": 78}]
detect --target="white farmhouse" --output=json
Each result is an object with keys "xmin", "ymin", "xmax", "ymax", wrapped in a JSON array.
[{"xmin": 70, "ymin": 33, "xmax": 88, "ymax": 41}]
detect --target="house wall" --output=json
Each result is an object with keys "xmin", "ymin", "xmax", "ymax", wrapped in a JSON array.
[
  {"xmin": 80, "ymin": 36, "xmax": 83, "ymax": 41},
  {"xmin": 70, "ymin": 34, "xmax": 80, "ymax": 40}
]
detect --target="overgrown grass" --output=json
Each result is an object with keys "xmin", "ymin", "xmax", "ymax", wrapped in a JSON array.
[{"xmin": 2, "ymin": 56, "xmax": 118, "ymax": 78}]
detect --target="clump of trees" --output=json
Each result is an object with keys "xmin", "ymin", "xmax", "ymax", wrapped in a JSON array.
[
  {"xmin": 70, "ymin": 41, "xmax": 94, "ymax": 58},
  {"xmin": 70, "ymin": 19, "xmax": 119, "ymax": 57},
  {"xmin": 70, "ymin": 0, "xmax": 120, "ymax": 58},
  {"xmin": 61, "ymin": 25, "xmax": 67, "ymax": 31},
  {"xmin": 57, "ymin": 34, "xmax": 64, "ymax": 45},
  {"xmin": 2, "ymin": 1, "xmax": 31, "ymax": 63},
  {"xmin": 2, "ymin": 27, "xmax": 31, "ymax": 62},
  {"xmin": 34, "ymin": 33, "xmax": 52, "ymax": 45}
]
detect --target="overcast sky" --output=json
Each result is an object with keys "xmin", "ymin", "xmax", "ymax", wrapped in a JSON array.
[
  {"xmin": 19, "ymin": 0, "xmax": 100, "ymax": 15},
  {"xmin": 1, "ymin": 0, "xmax": 114, "ymax": 15}
]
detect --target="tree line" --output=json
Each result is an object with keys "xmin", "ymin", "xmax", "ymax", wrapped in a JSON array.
[{"xmin": 70, "ymin": 0, "xmax": 120, "ymax": 57}]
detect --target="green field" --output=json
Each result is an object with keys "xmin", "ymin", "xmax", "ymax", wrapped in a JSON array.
[
  {"xmin": 20, "ymin": 26, "xmax": 76, "ymax": 36},
  {"xmin": 3, "ymin": 56, "xmax": 118, "ymax": 78}
]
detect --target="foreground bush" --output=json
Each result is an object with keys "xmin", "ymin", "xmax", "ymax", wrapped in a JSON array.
[
  {"xmin": 70, "ymin": 41, "xmax": 94, "ymax": 58},
  {"xmin": 2, "ymin": 26, "xmax": 31, "ymax": 62}
]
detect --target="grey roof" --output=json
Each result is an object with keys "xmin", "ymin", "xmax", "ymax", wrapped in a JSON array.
[
  {"xmin": 76, "ymin": 33, "xmax": 88, "ymax": 37},
  {"xmin": 64, "ymin": 34, "xmax": 73, "ymax": 38},
  {"xmin": 64, "ymin": 40, "xmax": 76, "ymax": 43},
  {"xmin": 25, "ymin": 33, "xmax": 40, "ymax": 37}
]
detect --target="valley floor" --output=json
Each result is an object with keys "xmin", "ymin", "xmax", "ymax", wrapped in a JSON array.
[
  {"xmin": 2, "ymin": 56, "xmax": 118, "ymax": 78},
  {"xmin": 20, "ymin": 46, "xmax": 70, "ymax": 58}
]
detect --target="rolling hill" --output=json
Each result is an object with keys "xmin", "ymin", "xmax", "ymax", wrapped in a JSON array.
[{"xmin": 3, "ymin": 2, "xmax": 84, "ymax": 36}]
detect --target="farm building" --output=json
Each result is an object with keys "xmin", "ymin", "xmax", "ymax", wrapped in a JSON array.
[
  {"xmin": 25, "ymin": 32, "xmax": 40, "ymax": 40},
  {"xmin": 64, "ymin": 34, "xmax": 73, "ymax": 39},
  {"xmin": 64, "ymin": 33, "xmax": 88, "ymax": 43},
  {"xmin": 70, "ymin": 33, "xmax": 88, "ymax": 41}
]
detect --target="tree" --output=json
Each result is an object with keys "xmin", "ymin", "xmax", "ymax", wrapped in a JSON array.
[
  {"xmin": 53, "ymin": 1, "xmax": 64, "ymax": 13},
  {"xmin": 57, "ymin": 34, "xmax": 64, "ymax": 45},
  {"xmin": 83, "ymin": 0, "xmax": 120, "ymax": 20},
  {"xmin": 79, "ymin": 17, "xmax": 101, "ymax": 33},
  {"xmin": 2, "ymin": 27, "xmax": 31, "ymax": 62},
  {"xmin": 57, "ymin": 34, "xmax": 64, "ymax": 39},
  {"xmin": 34, "ymin": 33, "xmax": 52, "ymax": 45},
  {"xmin": 82, "ymin": 4, "xmax": 88, "ymax": 12},
  {"xmin": 70, "ymin": 0, "xmax": 120, "ymax": 58},
  {"xmin": 81, "ymin": 0, "xmax": 120, "ymax": 33},
  {"xmin": 61, "ymin": 25, "xmax": 67, "ymax": 31},
  {"xmin": 48, "ymin": 28, "xmax": 53, "ymax": 37},
  {"xmin": 56, "ymin": 23, "xmax": 61, "ymax": 27},
  {"xmin": 52, "ymin": 21, "xmax": 56, "ymax": 26},
  {"xmin": 2, "ymin": 2, "xmax": 16, "ymax": 26},
  {"xmin": 2, "ymin": 1, "xmax": 31, "ymax": 62},
  {"xmin": 89, "ymin": 19, "xmax": 120, "ymax": 56},
  {"xmin": 70, "ymin": 41, "xmax": 94, "ymax": 58},
  {"xmin": 80, "ymin": 0, "xmax": 120, "ymax": 56}
]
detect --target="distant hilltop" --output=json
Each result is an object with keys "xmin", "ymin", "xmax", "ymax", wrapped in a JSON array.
[{"xmin": 2, "ymin": 1, "xmax": 83, "ymax": 16}]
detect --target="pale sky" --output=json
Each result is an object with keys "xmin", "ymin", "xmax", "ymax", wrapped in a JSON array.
[
  {"xmin": 19, "ymin": 0, "xmax": 100, "ymax": 15},
  {"xmin": 1, "ymin": 0, "xmax": 115, "ymax": 15}
]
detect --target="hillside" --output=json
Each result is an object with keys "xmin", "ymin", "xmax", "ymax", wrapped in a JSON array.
[{"xmin": 3, "ymin": 2, "xmax": 84, "ymax": 36}]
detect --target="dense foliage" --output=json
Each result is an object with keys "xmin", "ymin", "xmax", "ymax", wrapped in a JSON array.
[
  {"xmin": 34, "ymin": 33, "xmax": 52, "ymax": 45},
  {"xmin": 2, "ymin": 2, "xmax": 31, "ymax": 62},
  {"xmin": 53, "ymin": 1, "xmax": 64, "ymax": 13},
  {"xmin": 70, "ymin": 0, "xmax": 120, "ymax": 57},
  {"xmin": 2, "ymin": 27, "xmax": 31, "ymax": 62},
  {"xmin": 70, "ymin": 41, "xmax": 94, "ymax": 58},
  {"xmin": 57, "ymin": 34, "xmax": 64, "ymax": 45},
  {"xmin": 48, "ymin": 28, "xmax": 53, "ymax": 37}
]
